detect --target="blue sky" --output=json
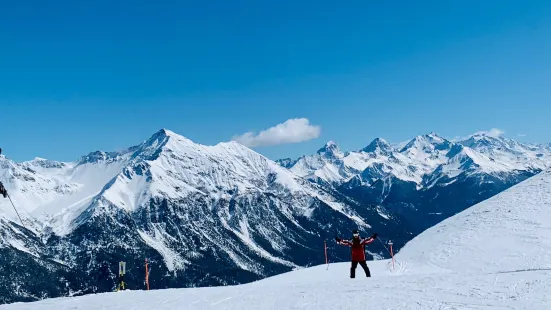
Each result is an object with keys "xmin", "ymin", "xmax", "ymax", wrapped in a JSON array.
[{"xmin": 1, "ymin": 0, "xmax": 550, "ymax": 162}]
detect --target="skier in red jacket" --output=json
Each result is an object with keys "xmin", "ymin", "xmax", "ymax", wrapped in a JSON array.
[{"xmin": 336, "ymin": 230, "xmax": 378, "ymax": 278}]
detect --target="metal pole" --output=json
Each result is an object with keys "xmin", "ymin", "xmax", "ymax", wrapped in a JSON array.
[
  {"xmin": 145, "ymin": 259, "xmax": 150, "ymax": 290},
  {"xmin": 7, "ymin": 194, "xmax": 26, "ymax": 229},
  {"xmin": 388, "ymin": 240, "xmax": 394, "ymax": 270},
  {"xmin": 324, "ymin": 241, "xmax": 328, "ymax": 265}
]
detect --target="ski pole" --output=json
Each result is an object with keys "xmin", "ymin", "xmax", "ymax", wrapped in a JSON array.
[{"xmin": 7, "ymin": 194, "xmax": 26, "ymax": 229}]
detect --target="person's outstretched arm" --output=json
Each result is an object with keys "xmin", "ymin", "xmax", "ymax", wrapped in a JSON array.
[
  {"xmin": 361, "ymin": 233, "xmax": 378, "ymax": 245},
  {"xmin": 335, "ymin": 237, "xmax": 352, "ymax": 246}
]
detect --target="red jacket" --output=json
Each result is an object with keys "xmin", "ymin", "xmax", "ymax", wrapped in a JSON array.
[{"xmin": 338, "ymin": 237, "xmax": 375, "ymax": 261}]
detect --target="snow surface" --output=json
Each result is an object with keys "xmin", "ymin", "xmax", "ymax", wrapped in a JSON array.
[{"xmin": 5, "ymin": 170, "xmax": 551, "ymax": 309}]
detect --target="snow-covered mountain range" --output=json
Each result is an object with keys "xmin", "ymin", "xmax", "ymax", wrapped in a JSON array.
[
  {"xmin": 279, "ymin": 131, "xmax": 551, "ymax": 232},
  {"xmin": 6, "ymin": 169, "xmax": 551, "ymax": 309},
  {"xmin": 281, "ymin": 131, "xmax": 550, "ymax": 187},
  {"xmin": 0, "ymin": 128, "xmax": 549, "ymax": 304}
]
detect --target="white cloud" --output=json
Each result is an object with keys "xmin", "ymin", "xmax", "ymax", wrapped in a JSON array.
[
  {"xmin": 470, "ymin": 128, "xmax": 505, "ymax": 138},
  {"xmin": 232, "ymin": 118, "xmax": 321, "ymax": 147},
  {"xmin": 450, "ymin": 128, "xmax": 505, "ymax": 142},
  {"xmin": 473, "ymin": 128, "xmax": 505, "ymax": 137}
]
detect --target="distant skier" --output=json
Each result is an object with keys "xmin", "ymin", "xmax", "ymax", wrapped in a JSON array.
[
  {"xmin": 0, "ymin": 181, "xmax": 7, "ymax": 198},
  {"xmin": 335, "ymin": 230, "xmax": 378, "ymax": 278}
]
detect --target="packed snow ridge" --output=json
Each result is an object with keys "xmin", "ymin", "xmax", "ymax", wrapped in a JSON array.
[{"xmin": 5, "ymin": 170, "xmax": 550, "ymax": 309}]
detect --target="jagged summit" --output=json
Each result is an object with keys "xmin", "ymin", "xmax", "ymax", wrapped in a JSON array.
[
  {"xmin": 158, "ymin": 128, "xmax": 178, "ymax": 137},
  {"xmin": 280, "ymin": 130, "xmax": 551, "ymax": 191},
  {"xmin": 147, "ymin": 128, "xmax": 191, "ymax": 143},
  {"xmin": 316, "ymin": 140, "xmax": 340, "ymax": 155},
  {"xmin": 400, "ymin": 132, "xmax": 451, "ymax": 153},
  {"xmin": 361, "ymin": 138, "xmax": 392, "ymax": 153},
  {"xmin": 144, "ymin": 128, "xmax": 189, "ymax": 144}
]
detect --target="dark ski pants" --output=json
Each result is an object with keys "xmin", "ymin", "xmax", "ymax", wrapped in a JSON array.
[{"xmin": 350, "ymin": 260, "xmax": 371, "ymax": 278}]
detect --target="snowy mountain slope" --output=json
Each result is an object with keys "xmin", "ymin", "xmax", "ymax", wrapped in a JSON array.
[
  {"xmin": 0, "ymin": 155, "xmax": 76, "ymax": 224},
  {"xmin": 460, "ymin": 132, "xmax": 551, "ymax": 171},
  {"xmin": 6, "ymin": 170, "xmax": 551, "ymax": 309},
  {"xmin": 0, "ymin": 215, "xmax": 93, "ymax": 304},
  {"xmin": 399, "ymin": 132, "xmax": 453, "ymax": 172},
  {"xmin": 288, "ymin": 141, "xmax": 356, "ymax": 183},
  {"xmin": 79, "ymin": 129, "xmax": 372, "ymax": 224},
  {"xmin": 398, "ymin": 169, "xmax": 551, "ymax": 274},
  {"xmin": 0, "ymin": 150, "xmax": 132, "ymax": 233}
]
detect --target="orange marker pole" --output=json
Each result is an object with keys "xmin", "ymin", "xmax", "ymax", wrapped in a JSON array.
[
  {"xmin": 145, "ymin": 258, "xmax": 150, "ymax": 290},
  {"xmin": 324, "ymin": 241, "xmax": 328, "ymax": 265},
  {"xmin": 323, "ymin": 240, "xmax": 329, "ymax": 270}
]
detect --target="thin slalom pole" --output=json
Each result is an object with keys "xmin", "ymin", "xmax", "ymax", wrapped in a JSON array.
[
  {"xmin": 145, "ymin": 258, "xmax": 150, "ymax": 290},
  {"xmin": 376, "ymin": 237, "xmax": 391, "ymax": 255},
  {"xmin": 388, "ymin": 240, "xmax": 395, "ymax": 270},
  {"xmin": 324, "ymin": 240, "xmax": 329, "ymax": 270},
  {"xmin": 324, "ymin": 240, "xmax": 328, "ymax": 264},
  {"xmin": 7, "ymin": 194, "xmax": 26, "ymax": 229}
]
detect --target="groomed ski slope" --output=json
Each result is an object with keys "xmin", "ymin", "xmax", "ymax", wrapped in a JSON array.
[{"xmin": 3, "ymin": 170, "xmax": 551, "ymax": 310}]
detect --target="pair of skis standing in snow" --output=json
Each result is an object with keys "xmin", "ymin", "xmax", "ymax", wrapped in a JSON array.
[{"xmin": 335, "ymin": 230, "xmax": 378, "ymax": 278}]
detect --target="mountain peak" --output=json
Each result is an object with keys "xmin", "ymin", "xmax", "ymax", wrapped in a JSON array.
[
  {"xmin": 400, "ymin": 133, "xmax": 451, "ymax": 153},
  {"xmin": 362, "ymin": 138, "xmax": 392, "ymax": 153},
  {"xmin": 460, "ymin": 130, "xmax": 511, "ymax": 148},
  {"xmin": 151, "ymin": 128, "xmax": 179, "ymax": 139},
  {"xmin": 317, "ymin": 141, "xmax": 340, "ymax": 154},
  {"xmin": 145, "ymin": 128, "xmax": 196, "ymax": 147},
  {"xmin": 424, "ymin": 132, "xmax": 446, "ymax": 142}
]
